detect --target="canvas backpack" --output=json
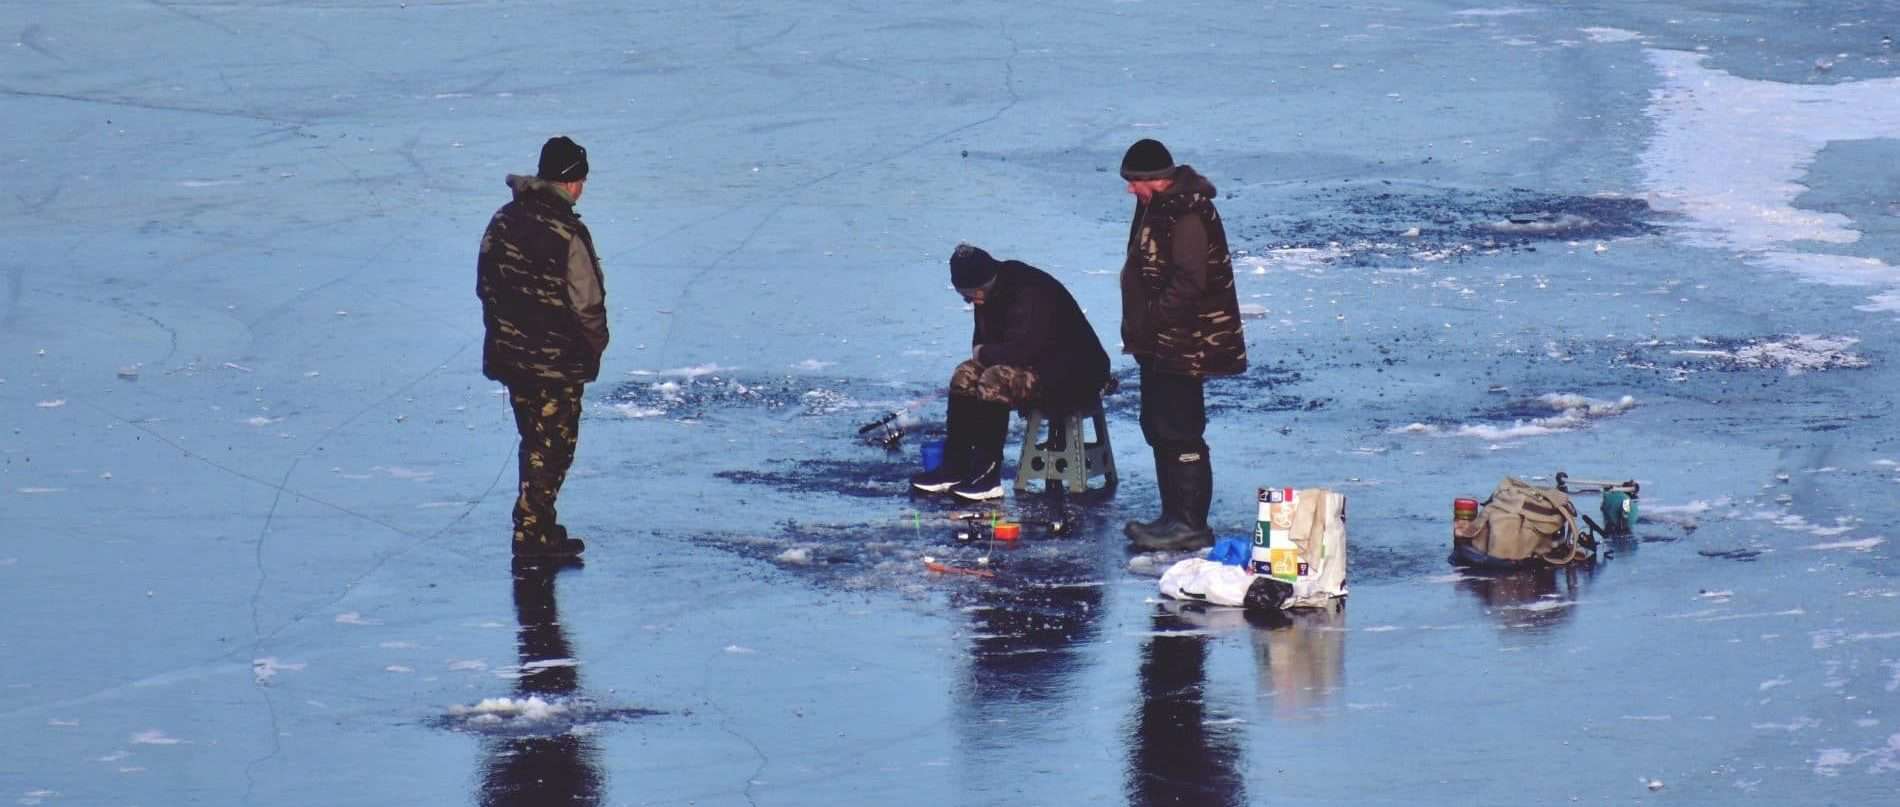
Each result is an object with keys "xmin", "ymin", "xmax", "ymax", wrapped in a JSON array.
[{"xmin": 1465, "ymin": 477, "xmax": 1589, "ymax": 566}]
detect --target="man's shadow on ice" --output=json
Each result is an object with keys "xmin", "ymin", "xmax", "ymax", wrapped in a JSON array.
[
  {"xmin": 478, "ymin": 562, "xmax": 603, "ymax": 807},
  {"xmin": 1124, "ymin": 600, "xmax": 1348, "ymax": 807}
]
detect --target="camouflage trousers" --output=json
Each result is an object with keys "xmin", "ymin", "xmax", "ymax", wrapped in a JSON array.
[
  {"xmin": 508, "ymin": 383, "xmax": 584, "ymax": 548},
  {"xmin": 948, "ymin": 359, "xmax": 1040, "ymax": 407}
]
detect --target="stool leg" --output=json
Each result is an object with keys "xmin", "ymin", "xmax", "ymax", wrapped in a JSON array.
[
  {"xmin": 1063, "ymin": 414, "xmax": 1087, "ymax": 493},
  {"xmin": 1014, "ymin": 409, "xmax": 1041, "ymax": 493}
]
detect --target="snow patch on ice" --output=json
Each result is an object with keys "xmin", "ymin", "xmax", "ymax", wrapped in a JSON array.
[
  {"xmin": 34, "ymin": 399, "xmax": 64, "ymax": 408},
  {"xmin": 1813, "ymin": 735, "xmax": 1900, "ymax": 776},
  {"xmin": 792, "ymin": 359, "xmax": 836, "ymax": 371},
  {"xmin": 630, "ymin": 364, "xmax": 735, "ymax": 379},
  {"xmin": 1806, "ymin": 537, "xmax": 1884, "ymax": 552},
  {"xmin": 1506, "ymin": 599, "xmax": 1576, "ymax": 613},
  {"xmin": 377, "ymin": 466, "xmax": 434, "ymax": 481},
  {"xmin": 1580, "ymin": 27, "xmax": 1642, "ymax": 43},
  {"xmin": 724, "ymin": 645, "xmax": 757, "ymax": 654},
  {"xmin": 1397, "ymin": 393, "xmax": 1636, "ymax": 441},
  {"xmin": 612, "ymin": 403, "xmax": 667, "ymax": 419},
  {"xmin": 130, "ymin": 729, "xmax": 182, "ymax": 745},
  {"xmin": 252, "ymin": 657, "xmax": 305, "ymax": 684},
  {"xmin": 15, "ymin": 488, "xmax": 64, "ymax": 495},
  {"xmin": 775, "ymin": 547, "xmax": 815, "ymax": 566},
  {"xmin": 1454, "ymin": 7, "xmax": 1537, "ymax": 16},
  {"xmin": 449, "ymin": 696, "xmax": 567, "ymax": 722},
  {"xmin": 1236, "ymin": 245, "xmax": 1348, "ymax": 276},
  {"xmin": 1641, "ymin": 50, "xmax": 1900, "ymax": 311},
  {"xmin": 1811, "ymin": 629, "xmax": 1900, "ymax": 650},
  {"xmin": 1670, "ymin": 335, "xmax": 1869, "ymax": 375},
  {"xmin": 334, "ymin": 611, "xmax": 378, "ymax": 625},
  {"xmin": 1759, "ymin": 677, "xmax": 1792, "ymax": 692}
]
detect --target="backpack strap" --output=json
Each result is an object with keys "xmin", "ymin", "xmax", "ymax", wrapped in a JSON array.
[{"xmin": 1524, "ymin": 487, "xmax": 1582, "ymax": 565}]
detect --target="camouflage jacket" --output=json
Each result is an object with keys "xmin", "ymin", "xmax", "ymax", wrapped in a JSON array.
[
  {"xmin": 1119, "ymin": 165, "xmax": 1247, "ymax": 377},
  {"xmin": 477, "ymin": 175, "xmax": 609, "ymax": 386}
]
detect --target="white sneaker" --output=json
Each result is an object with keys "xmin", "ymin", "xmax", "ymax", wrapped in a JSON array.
[{"xmin": 950, "ymin": 462, "xmax": 1004, "ymax": 502}]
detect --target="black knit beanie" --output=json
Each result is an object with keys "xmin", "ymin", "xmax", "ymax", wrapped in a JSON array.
[
  {"xmin": 1119, "ymin": 138, "xmax": 1174, "ymax": 180},
  {"xmin": 538, "ymin": 136, "xmax": 589, "ymax": 182},
  {"xmin": 949, "ymin": 244, "xmax": 1000, "ymax": 290}
]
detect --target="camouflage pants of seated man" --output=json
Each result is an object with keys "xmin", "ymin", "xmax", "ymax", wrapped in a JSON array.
[
  {"xmin": 507, "ymin": 383, "xmax": 584, "ymax": 548},
  {"xmin": 948, "ymin": 359, "xmax": 1040, "ymax": 407}
]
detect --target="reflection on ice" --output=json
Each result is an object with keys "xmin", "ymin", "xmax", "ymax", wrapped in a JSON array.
[
  {"xmin": 1249, "ymin": 604, "xmax": 1348, "ymax": 721},
  {"xmin": 1128, "ymin": 606, "xmax": 1245, "ymax": 807},
  {"xmin": 1457, "ymin": 566, "xmax": 1591, "ymax": 636}
]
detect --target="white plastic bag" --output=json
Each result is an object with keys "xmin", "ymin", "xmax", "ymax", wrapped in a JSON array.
[{"xmin": 1158, "ymin": 557, "xmax": 1254, "ymax": 607}]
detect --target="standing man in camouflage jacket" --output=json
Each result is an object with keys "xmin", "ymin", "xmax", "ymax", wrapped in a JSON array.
[
  {"xmin": 1117, "ymin": 139, "xmax": 1248, "ymax": 550},
  {"xmin": 477, "ymin": 136, "xmax": 608, "ymax": 560}
]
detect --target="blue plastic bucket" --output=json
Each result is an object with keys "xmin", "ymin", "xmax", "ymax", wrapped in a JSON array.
[{"xmin": 920, "ymin": 439, "xmax": 946, "ymax": 472}]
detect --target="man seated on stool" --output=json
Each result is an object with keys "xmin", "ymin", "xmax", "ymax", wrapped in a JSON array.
[{"xmin": 911, "ymin": 244, "xmax": 1111, "ymax": 501}]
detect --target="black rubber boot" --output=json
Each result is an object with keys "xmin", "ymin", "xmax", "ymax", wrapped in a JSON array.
[
  {"xmin": 1124, "ymin": 448, "xmax": 1176, "ymax": 541},
  {"xmin": 951, "ymin": 401, "xmax": 1011, "ymax": 502},
  {"xmin": 1131, "ymin": 449, "xmax": 1215, "ymax": 551},
  {"xmin": 514, "ymin": 523, "xmax": 586, "ymax": 561},
  {"xmin": 912, "ymin": 395, "xmax": 977, "ymax": 493}
]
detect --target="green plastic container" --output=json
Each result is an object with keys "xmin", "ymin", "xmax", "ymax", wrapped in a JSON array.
[{"xmin": 1601, "ymin": 490, "xmax": 1637, "ymax": 535}]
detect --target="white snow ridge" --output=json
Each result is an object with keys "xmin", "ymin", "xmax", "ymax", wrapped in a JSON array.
[
  {"xmin": 1396, "ymin": 393, "xmax": 1637, "ymax": 442},
  {"xmin": 449, "ymin": 696, "xmax": 569, "ymax": 723},
  {"xmin": 1669, "ymin": 335, "xmax": 1869, "ymax": 375}
]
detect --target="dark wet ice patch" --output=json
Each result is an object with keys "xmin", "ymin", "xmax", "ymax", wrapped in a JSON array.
[
  {"xmin": 1699, "ymin": 548, "xmax": 1765, "ymax": 562},
  {"xmin": 1227, "ymin": 181, "xmax": 1662, "ymax": 265},
  {"xmin": 1615, "ymin": 334, "xmax": 1872, "ymax": 376},
  {"xmin": 602, "ymin": 368, "xmax": 925, "ymax": 422},
  {"xmin": 1101, "ymin": 362, "xmax": 1324, "ymax": 419},
  {"xmin": 716, "ymin": 457, "xmax": 920, "ymax": 500}
]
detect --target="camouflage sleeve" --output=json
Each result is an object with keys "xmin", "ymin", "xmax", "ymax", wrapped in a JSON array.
[
  {"xmin": 564, "ymin": 236, "xmax": 609, "ymax": 356},
  {"xmin": 1153, "ymin": 213, "xmax": 1210, "ymax": 328},
  {"xmin": 476, "ymin": 215, "xmax": 500, "ymax": 304}
]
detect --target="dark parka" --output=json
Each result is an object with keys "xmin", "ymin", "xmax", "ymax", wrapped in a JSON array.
[
  {"xmin": 972, "ymin": 261, "xmax": 1112, "ymax": 411},
  {"xmin": 1119, "ymin": 166, "xmax": 1248, "ymax": 378},
  {"xmin": 477, "ymin": 175, "xmax": 609, "ymax": 387}
]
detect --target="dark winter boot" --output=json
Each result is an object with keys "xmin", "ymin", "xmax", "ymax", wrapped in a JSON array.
[
  {"xmin": 912, "ymin": 396, "xmax": 977, "ymax": 493},
  {"xmin": 951, "ymin": 400, "xmax": 1010, "ymax": 502},
  {"xmin": 514, "ymin": 523, "xmax": 586, "ymax": 560},
  {"xmin": 1131, "ymin": 449, "xmax": 1215, "ymax": 551},
  {"xmin": 1124, "ymin": 448, "xmax": 1177, "ymax": 541}
]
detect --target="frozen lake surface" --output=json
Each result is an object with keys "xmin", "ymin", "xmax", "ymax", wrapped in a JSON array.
[{"xmin": 4, "ymin": 1, "xmax": 1899, "ymax": 804}]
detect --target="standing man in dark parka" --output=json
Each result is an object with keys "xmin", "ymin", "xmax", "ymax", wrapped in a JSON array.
[
  {"xmin": 477, "ymin": 136, "xmax": 608, "ymax": 560},
  {"xmin": 1117, "ymin": 139, "xmax": 1248, "ymax": 550}
]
